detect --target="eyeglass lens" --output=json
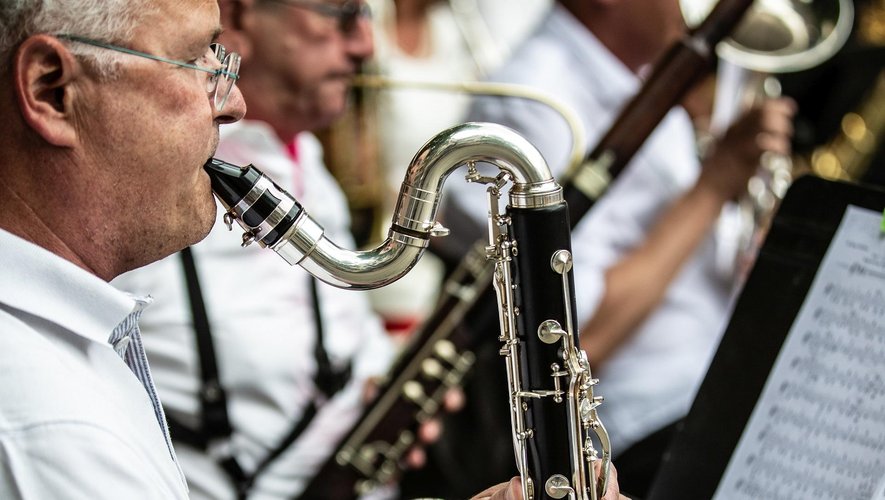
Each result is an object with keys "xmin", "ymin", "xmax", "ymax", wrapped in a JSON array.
[
  {"xmin": 207, "ymin": 43, "xmax": 239, "ymax": 112},
  {"xmin": 338, "ymin": 1, "xmax": 365, "ymax": 33},
  {"xmin": 215, "ymin": 52, "xmax": 240, "ymax": 111}
]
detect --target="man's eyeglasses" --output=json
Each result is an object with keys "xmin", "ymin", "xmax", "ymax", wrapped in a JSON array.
[
  {"xmin": 269, "ymin": 0, "xmax": 371, "ymax": 34},
  {"xmin": 56, "ymin": 35, "xmax": 241, "ymax": 112}
]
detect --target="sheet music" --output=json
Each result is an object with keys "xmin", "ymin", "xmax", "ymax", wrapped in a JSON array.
[{"xmin": 714, "ymin": 205, "xmax": 885, "ymax": 500}]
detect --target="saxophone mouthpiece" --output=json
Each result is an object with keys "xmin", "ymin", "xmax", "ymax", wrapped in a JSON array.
[{"xmin": 203, "ymin": 157, "xmax": 304, "ymax": 247}]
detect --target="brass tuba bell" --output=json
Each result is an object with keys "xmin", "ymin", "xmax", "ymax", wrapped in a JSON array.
[
  {"xmin": 681, "ymin": 0, "xmax": 855, "ymax": 74},
  {"xmin": 681, "ymin": 0, "xmax": 855, "ymax": 267}
]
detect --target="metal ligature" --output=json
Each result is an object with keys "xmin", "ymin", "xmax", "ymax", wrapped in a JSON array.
[{"xmin": 204, "ymin": 122, "xmax": 612, "ymax": 499}]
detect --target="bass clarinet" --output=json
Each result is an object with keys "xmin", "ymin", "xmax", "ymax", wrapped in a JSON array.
[
  {"xmin": 204, "ymin": 121, "xmax": 612, "ymax": 499},
  {"xmin": 297, "ymin": 0, "xmax": 760, "ymax": 495}
]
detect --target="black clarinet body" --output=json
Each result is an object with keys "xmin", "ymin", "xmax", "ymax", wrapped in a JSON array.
[
  {"xmin": 512, "ymin": 204, "xmax": 578, "ymax": 493},
  {"xmin": 204, "ymin": 122, "xmax": 612, "ymax": 498},
  {"xmin": 495, "ymin": 201, "xmax": 608, "ymax": 500}
]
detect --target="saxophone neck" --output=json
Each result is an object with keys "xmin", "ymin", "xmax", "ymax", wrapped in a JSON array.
[
  {"xmin": 203, "ymin": 122, "xmax": 559, "ymax": 290},
  {"xmin": 394, "ymin": 122, "xmax": 561, "ymax": 233}
]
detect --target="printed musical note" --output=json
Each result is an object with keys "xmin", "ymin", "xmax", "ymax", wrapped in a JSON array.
[{"xmin": 714, "ymin": 206, "xmax": 885, "ymax": 500}]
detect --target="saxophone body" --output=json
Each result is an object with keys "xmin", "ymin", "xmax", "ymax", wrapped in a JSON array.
[{"xmin": 203, "ymin": 122, "xmax": 611, "ymax": 499}]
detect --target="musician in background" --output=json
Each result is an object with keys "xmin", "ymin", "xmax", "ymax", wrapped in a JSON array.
[
  {"xmin": 368, "ymin": 0, "xmax": 550, "ymax": 193},
  {"xmin": 441, "ymin": 0, "xmax": 796, "ymax": 497},
  {"xmin": 111, "ymin": 0, "xmax": 560, "ymax": 498},
  {"xmin": 316, "ymin": 0, "xmax": 551, "ymax": 339},
  {"xmin": 111, "ymin": 1, "xmax": 394, "ymax": 498}
]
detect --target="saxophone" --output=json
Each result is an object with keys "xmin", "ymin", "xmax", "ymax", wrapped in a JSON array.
[{"xmin": 204, "ymin": 122, "xmax": 612, "ymax": 499}]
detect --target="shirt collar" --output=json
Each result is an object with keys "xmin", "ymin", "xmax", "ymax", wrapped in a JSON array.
[
  {"xmin": 216, "ymin": 120, "xmax": 312, "ymax": 193},
  {"xmin": 219, "ymin": 120, "xmax": 308, "ymax": 161},
  {"xmin": 0, "ymin": 228, "xmax": 139, "ymax": 345},
  {"xmin": 220, "ymin": 120, "xmax": 284, "ymax": 150}
]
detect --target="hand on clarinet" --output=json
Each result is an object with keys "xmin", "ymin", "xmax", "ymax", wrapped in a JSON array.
[{"xmin": 470, "ymin": 461, "xmax": 628, "ymax": 500}]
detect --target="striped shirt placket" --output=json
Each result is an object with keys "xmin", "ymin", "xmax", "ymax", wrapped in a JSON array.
[{"xmin": 108, "ymin": 297, "xmax": 185, "ymax": 481}]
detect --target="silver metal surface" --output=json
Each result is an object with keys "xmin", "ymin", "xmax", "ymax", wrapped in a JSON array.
[
  {"xmin": 681, "ymin": 0, "xmax": 854, "ymax": 73},
  {"xmin": 259, "ymin": 122, "xmax": 558, "ymax": 289}
]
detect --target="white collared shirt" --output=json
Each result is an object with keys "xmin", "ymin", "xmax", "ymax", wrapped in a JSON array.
[
  {"xmin": 112, "ymin": 121, "xmax": 395, "ymax": 499},
  {"xmin": 450, "ymin": 5, "xmax": 745, "ymax": 452},
  {"xmin": 0, "ymin": 228, "xmax": 187, "ymax": 499}
]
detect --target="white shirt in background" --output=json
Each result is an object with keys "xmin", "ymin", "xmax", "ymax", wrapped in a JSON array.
[
  {"xmin": 452, "ymin": 5, "xmax": 746, "ymax": 454},
  {"xmin": 112, "ymin": 121, "xmax": 396, "ymax": 500},
  {"xmin": 364, "ymin": 0, "xmax": 553, "ymax": 332}
]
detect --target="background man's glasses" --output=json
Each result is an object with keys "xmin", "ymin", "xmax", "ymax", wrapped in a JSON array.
[
  {"xmin": 270, "ymin": 0, "xmax": 371, "ymax": 34},
  {"xmin": 56, "ymin": 35, "xmax": 241, "ymax": 112}
]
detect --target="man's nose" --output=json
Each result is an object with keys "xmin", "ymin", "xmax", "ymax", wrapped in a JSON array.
[
  {"xmin": 216, "ymin": 84, "xmax": 247, "ymax": 124},
  {"xmin": 345, "ymin": 12, "xmax": 374, "ymax": 60}
]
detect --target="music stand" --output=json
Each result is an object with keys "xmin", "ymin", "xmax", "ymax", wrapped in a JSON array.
[{"xmin": 645, "ymin": 174, "xmax": 885, "ymax": 500}]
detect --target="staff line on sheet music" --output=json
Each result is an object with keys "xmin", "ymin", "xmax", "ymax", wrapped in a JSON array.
[
  {"xmin": 790, "ymin": 355, "xmax": 885, "ymax": 399},
  {"xmin": 767, "ymin": 403, "xmax": 885, "ymax": 454},
  {"xmin": 779, "ymin": 380, "xmax": 885, "ymax": 426},
  {"xmin": 741, "ymin": 452, "xmax": 879, "ymax": 499},
  {"xmin": 801, "ymin": 329, "xmax": 885, "ymax": 366},
  {"xmin": 813, "ymin": 306, "xmax": 883, "ymax": 338}
]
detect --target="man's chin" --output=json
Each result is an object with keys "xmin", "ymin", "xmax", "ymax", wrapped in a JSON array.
[
  {"xmin": 195, "ymin": 199, "xmax": 219, "ymax": 242},
  {"xmin": 308, "ymin": 100, "xmax": 348, "ymax": 131},
  {"xmin": 184, "ymin": 186, "xmax": 219, "ymax": 246},
  {"xmin": 312, "ymin": 86, "xmax": 350, "ymax": 127}
]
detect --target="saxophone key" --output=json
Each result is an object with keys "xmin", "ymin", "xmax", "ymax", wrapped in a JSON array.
[
  {"xmin": 444, "ymin": 281, "xmax": 476, "ymax": 301},
  {"xmin": 397, "ymin": 430, "xmax": 415, "ymax": 448},
  {"xmin": 452, "ymin": 350, "xmax": 476, "ymax": 377},
  {"xmin": 348, "ymin": 442, "xmax": 387, "ymax": 476},
  {"xmin": 538, "ymin": 319, "xmax": 566, "ymax": 344},
  {"xmin": 545, "ymin": 474, "xmax": 574, "ymax": 499},
  {"xmin": 584, "ymin": 436, "xmax": 600, "ymax": 460},
  {"xmin": 402, "ymin": 381, "xmax": 431, "ymax": 408},
  {"xmin": 550, "ymin": 363, "xmax": 567, "ymax": 403},
  {"xmin": 433, "ymin": 339, "xmax": 457, "ymax": 362},
  {"xmin": 421, "ymin": 358, "xmax": 445, "ymax": 380},
  {"xmin": 402, "ymin": 380, "xmax": 441, "ymax": 418}
]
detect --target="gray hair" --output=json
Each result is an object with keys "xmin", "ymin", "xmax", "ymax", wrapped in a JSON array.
[{"xmin": 0, "ymin": 0, "xmax": 153, "ymax": 79}]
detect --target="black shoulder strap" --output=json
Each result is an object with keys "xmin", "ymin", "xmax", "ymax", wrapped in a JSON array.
[
  {"xmin": 309, "ymin": 277, "xmax": 353, "ymax": 398},
  {"xmin": 169, "ymin": 248, "xmax": 351, "ymax": 499},
  {"xmin": 178, "ymin": 246, "xmax": 235, "ymax": 440}
]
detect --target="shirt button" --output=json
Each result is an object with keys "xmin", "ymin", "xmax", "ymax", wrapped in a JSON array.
[{"xmin": 113, "ymin": 335, "xmax": 131, "ymax": 357}]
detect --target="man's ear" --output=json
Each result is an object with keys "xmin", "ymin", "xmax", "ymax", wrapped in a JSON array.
[
  {"xmin": 13, "ymin": 35, "xmax": 81, "ymax": 147},
  {"xmin": 219, "ymin": 0, "xmax": 256, "ymax": 60}
]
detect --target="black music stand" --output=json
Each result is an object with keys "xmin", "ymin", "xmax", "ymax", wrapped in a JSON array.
[{"xmin": 645, "ymin": 174, "xmax": 885, "ymax": 500}]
